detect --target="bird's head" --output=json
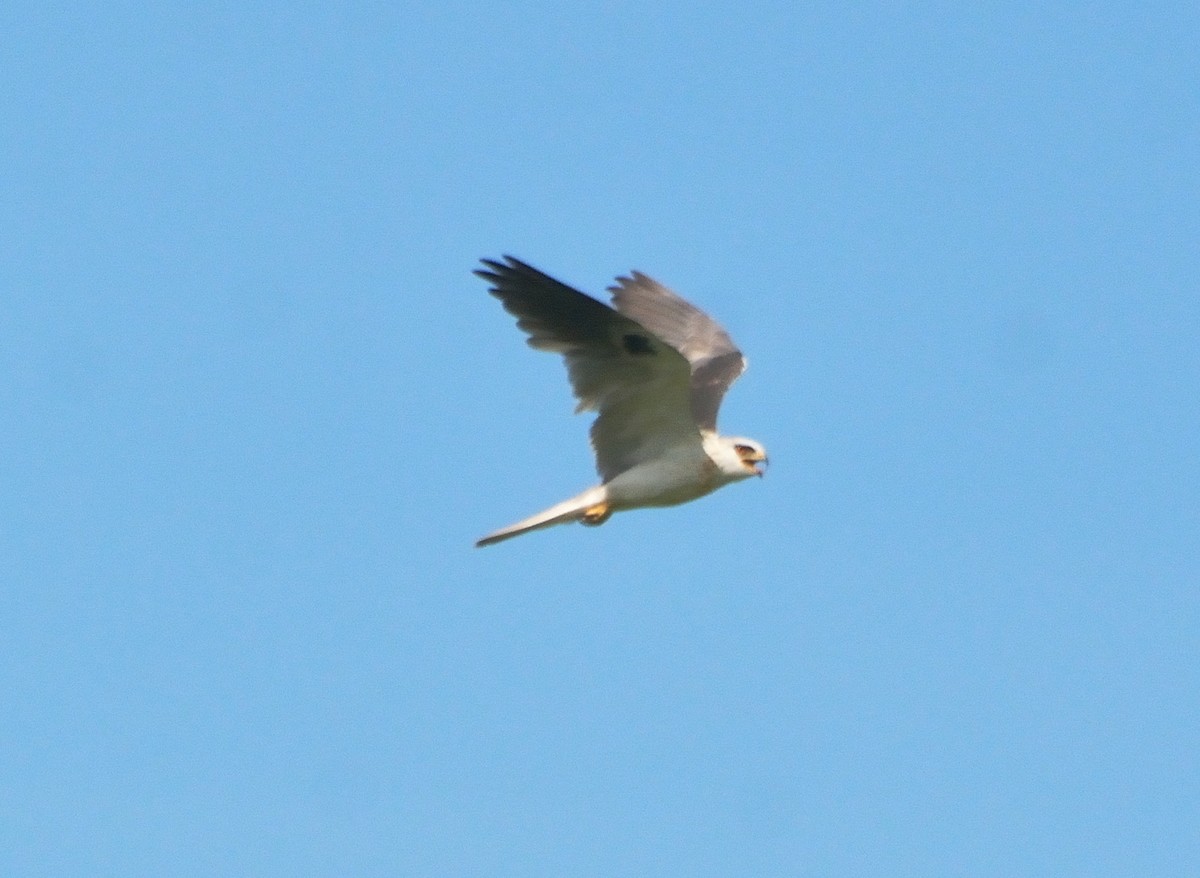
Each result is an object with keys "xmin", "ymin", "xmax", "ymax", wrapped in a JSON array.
[{"xmin": 726, "ymin": 437, "xmax": 769, "ymax": 479}]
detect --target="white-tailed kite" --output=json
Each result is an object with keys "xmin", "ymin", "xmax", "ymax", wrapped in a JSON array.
[{"xmin": 474, "ymin": 256, "xmax": 767, "ymax": 547}]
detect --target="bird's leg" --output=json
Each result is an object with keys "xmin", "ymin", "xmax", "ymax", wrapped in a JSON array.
[{"xmin": 580, "ymin": 502, "xmax": 612, "ymax": 526}]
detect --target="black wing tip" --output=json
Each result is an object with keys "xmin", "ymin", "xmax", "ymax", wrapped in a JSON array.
[
  {"xmin": 477, "ymin": 253, "xmax": 527, "ymax": 270},
  {"xmin": 473, "ymin": 255, "xmax": 517, "ymax": 287},
  {"xmin": 476, "ymin": 254, "xmax": 548, "ymax": 287},
  {"xmin": 474, "ymin": 254, "xmax": 509, "ymax": 275}
]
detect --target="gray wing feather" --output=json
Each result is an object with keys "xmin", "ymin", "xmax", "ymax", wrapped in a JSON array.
[
  {"xmin": 477, "ymin": 256, "xmax": 697, "ymax": 482},
  {"xmin": 608, "ymin": 271, "xmax": 746, "ymax": 431}
]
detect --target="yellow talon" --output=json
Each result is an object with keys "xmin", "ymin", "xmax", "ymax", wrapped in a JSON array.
[{"xmin": 581, "ymin": 503, "xmax": 612, "ymax": 526}]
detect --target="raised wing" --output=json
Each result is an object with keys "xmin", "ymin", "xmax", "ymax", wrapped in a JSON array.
[
  {"xmin": 477, "ymin": 256, "xmax": 700, "ymax": 482},
  {"xmin": 608, "ymin": 272, "xmax": 746, "ymax": 432}
]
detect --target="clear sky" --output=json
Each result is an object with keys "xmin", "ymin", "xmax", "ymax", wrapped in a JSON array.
[{"xmin": 3, "ymin": 2, "xmax": 1197, "ymax": 875}]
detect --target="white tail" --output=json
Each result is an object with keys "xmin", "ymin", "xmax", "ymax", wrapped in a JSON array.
[{"xmin": 475, "ymin": 487, "xmax": 607, "ymax": 548}]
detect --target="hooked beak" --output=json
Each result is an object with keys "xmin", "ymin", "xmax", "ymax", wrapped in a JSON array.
[{"xmin": 747, "ymin": 454, "xmax": 768, "ymax": 478}]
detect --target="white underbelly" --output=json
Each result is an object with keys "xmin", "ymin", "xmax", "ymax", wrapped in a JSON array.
[{"xmin": 604, "ymin": 447, "xmax": 719, "ymax": 509}]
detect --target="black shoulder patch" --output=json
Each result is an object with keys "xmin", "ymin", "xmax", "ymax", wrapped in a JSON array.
[{"xmin": 622, "ymin": 333, "xmax": 655, "ymax": 356}]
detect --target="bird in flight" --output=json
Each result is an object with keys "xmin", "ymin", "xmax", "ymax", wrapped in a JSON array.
[{"xmin": 474, "ymin": 256, "xmax": 767, "ymax": 547}]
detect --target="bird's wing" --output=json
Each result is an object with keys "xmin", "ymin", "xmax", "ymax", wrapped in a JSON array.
[
  {"xmin": 607, "ymin": 271, "xmax": 746, "ymax": 432},
  {"xmin": 477, "ymin": 256, "xmax": 701, "ymax": 483}
]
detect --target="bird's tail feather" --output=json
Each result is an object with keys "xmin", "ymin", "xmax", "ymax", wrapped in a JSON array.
[{"xmin": 475, "ymin": 487, "xmax": 606, "ymax": 548}]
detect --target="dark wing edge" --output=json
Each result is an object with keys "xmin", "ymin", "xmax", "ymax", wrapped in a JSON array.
[
  {"xmin": 608, "ymin": 271, "xmax": 746, "ymax": 431},
  {"xmin": 475, "ymin": 256, "xmax": 621, "ymax": 355},
  {"xmin": 475, "ymin": 257, "xmax": 698, "ymax": 479}
]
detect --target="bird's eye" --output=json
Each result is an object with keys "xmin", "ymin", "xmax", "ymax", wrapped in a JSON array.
[{"xmin": 734, "ymin": 444, "xmax": 754, "ymax": 457}]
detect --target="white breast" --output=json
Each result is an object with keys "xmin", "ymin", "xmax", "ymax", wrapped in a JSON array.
[{"xmin": 603, "ymin": 443, "xmax": 720, "ymax": 509}]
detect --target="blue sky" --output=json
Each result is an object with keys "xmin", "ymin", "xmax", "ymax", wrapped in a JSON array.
[{"xmin": 3, "ymin": 2, "xmax": 1197, "ymax": 875}]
